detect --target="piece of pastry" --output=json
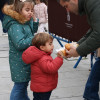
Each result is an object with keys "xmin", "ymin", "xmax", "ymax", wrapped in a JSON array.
[
  {"xmin": 65, "ymin": 43, "xmax": 71, "ymax": 50},
  {"xmin": 61, "ymin": 49, "xmax": 67, "ymax": 56}
]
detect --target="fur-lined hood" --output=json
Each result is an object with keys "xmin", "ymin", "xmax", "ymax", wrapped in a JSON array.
[{"xmin": 3, "ymin": 4, "xmax": 27, "ymax": 24}]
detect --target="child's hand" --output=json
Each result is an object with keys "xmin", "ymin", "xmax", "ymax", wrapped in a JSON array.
[
  {"xmin": 57, "ymin": 51, "xmax": 63, "ymax": 58},
  {"xmin": 32, "ymin": 11, "xmax": 36, "ymax": 22}
]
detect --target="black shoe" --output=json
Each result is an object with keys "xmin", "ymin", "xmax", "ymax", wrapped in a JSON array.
[{"xmin": 89, "ymin": 68, "xmax": 91, "ymax": 71}]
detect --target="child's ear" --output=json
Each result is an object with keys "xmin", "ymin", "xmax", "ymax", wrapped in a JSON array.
[{"xmin": 40, "ymin": 46, "xmax": 44, "ymax": 51}]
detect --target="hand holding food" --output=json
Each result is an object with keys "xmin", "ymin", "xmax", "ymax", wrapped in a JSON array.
[
  {"xmin": 56, "ymin": 42, "xmax": 79, "ymax": 58},
  {"xmin": 65, "ymin": 42, "xmax": 79, "ymax": 58},
  {"xmin": 61, "ymin": 49, "xmax": 67, "ymax": 56},
  {"xmin": 65, "ymin": 42, "xmax": 79, "ymax": 51},
  {"xmin": 65, "ymin": 43, "xmax": 71, "ymax": 51}
]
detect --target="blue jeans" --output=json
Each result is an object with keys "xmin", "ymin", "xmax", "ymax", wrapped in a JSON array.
[
  {"xmin": 10, "ymin": 82, "xmax": 30, "ymax": 100},
  {"xmin": 33, "ymin": 91, "xmax": 52, "ymax": 100},
  {"xmin": 83, "ymin": 57, "xmax": 100, "ymax": 100}
]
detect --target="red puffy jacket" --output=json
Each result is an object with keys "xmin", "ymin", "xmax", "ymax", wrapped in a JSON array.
[{"xmin": 22, "ymin": 46, "xmax": 63, "ymax": 92}]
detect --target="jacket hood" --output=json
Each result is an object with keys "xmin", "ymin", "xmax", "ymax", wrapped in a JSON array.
[
  {"xmin": 22, "ymin": 46, "xmax": 48, "ymax": 64},
  {"xmin": 2, "ymin": 5, "xmax": 29, "ymax": 31},
  {"xmin": 3, "ymin": 14, "xmax": 17, "ymax": 31},
  {"xmin": 2, "ymin": 5, "xmax": 27, "ymax": 24}
]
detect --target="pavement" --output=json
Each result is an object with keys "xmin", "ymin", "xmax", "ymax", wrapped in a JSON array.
[{"xmin": 0, "ymin": 22, "xmax": 96, "ymax": 100}]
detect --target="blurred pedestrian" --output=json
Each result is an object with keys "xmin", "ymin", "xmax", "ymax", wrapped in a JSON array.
[
  {"xmin": 34, "ymin": 0, "xmax": 48, "ymax": 32},
  {"xmin": 0, "ymin": 0, "xmax": 9, "ymax": 33}
]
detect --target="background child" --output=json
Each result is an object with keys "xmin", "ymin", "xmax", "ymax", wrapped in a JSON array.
[
  {"xmin": 34, "ymin": 0, "xmax": 48, "ymax": 32},
  {"xmin": 22, "ymin": 33, "xmax": 63, "ymax": 100},
  {"xmin": 2, "ymin": 0, "xmax": 39, "ymax": 100}
]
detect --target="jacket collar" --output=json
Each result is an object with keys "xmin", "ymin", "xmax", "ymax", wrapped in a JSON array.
[
  {"xmin": 78, "ymin": 0, "xmax": 86, "ymax": 15},
  {"xmin": 2, "ymin": 5, "xmax": 27, "ymax": 24}
]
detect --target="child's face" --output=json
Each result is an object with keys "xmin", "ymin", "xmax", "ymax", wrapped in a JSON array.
[
  {"xmin": 20, "ymin": 2, "xmax": 34, "ymax": 21},
  {"xmin": 41, "ymin": 39, "xmax": 54, "ymax": 53}
]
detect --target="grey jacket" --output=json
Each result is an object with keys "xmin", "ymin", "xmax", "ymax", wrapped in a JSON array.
[{"xmin": 76, "ymin": 0, "xmax": 100, "ymax": 56}]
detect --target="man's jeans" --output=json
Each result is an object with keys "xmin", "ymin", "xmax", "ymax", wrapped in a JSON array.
[
  {"xmin": 83, "ymin": 57, "xmax": 100, "ymax": 100},
  {"xmin": 10, "ymin": 82, "xmax": 30, "ymax": 100}
]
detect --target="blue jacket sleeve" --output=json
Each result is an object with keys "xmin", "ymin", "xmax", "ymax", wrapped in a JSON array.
[{"xmin": 29, "ymin": 18, "xmax": 39, "ymax": 34}]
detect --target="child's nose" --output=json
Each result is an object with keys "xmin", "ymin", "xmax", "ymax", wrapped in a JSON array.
[
  {"xmin": 30, "ymin": 11, "xmax": 32, "ymax": 13},
  {"xmin": 29, "ymin": 10, "xmax": 32, "ymax": 13}
]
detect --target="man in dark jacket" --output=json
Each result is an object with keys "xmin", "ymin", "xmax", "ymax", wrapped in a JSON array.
[{"xmin": 57, "ymin": 0, "xmax": 100, "ymax": 100}]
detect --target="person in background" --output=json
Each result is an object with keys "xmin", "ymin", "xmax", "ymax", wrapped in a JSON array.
[
  {"xmin": 34, "ymin": 0, "xmax": 48, "ymax": 33},
  {"xmin": 22, "ymin": 33, "xmax": 63, "ymax": 100},
  {"xmin": 2, "ymin": 0, "xmax": 39, "ymax": 99},
  {"xmin": 57, "ymin": 0, "xmax": 100, "ymax": 100},
  {"xmin": 0, "ymin": 0, "xmax": 9, "ymax": 34},
  {"xmin": 0, "ymin": 0, "xmax": 8, "ymax": 9}
]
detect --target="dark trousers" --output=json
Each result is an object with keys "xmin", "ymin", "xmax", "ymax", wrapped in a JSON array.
[
  {"xmin": 83, "ymin": 57, "xmax": 100, "ymax": 100},
  {"xmin": 33, "ymin": 91, "xmax": 52, "ymax": 100}
]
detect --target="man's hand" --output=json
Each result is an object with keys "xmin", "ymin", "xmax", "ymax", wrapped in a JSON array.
[{"xmin": 66, "ymin": 45, "xmax": 79, "ymax": 58}]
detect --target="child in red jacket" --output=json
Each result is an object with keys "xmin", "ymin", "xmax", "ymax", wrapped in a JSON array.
[{"xmin": 22, "ymin": 33, "xmax": 63, "ymax": 100}]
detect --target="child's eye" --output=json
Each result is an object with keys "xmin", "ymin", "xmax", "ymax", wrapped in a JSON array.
[
  {"xmin": 49, "ymin": 43, "xmax": 52, "ymax": 45},
  {"xmin": 26, "ymin": 9, "xmax": 29, "ymax": 11}
]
